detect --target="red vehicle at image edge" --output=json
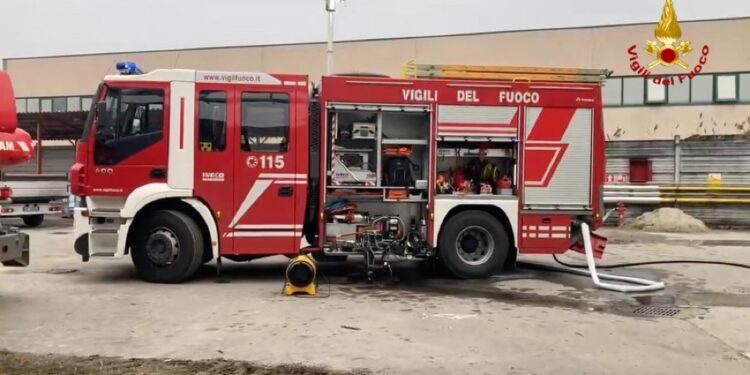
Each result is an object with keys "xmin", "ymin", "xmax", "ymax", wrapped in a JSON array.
[
  {"xmin": 0, "ymin": 71, "xmax": 34, "ymax": 267},
  {"xmin": 70, "ymin": 62, "xmax": 610, "ymax": 283}
]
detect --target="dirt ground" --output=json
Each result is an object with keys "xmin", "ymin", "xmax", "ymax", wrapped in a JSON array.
[
  {"xmin": 0, "ymin": 350, "xmax": 363, "ymax": 375},
  {"xmin": 1, "ymin": 217, "xmax": 750, "ymax": 374}
]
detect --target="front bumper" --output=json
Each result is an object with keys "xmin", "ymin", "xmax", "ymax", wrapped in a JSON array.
[{"xmin": 0, "ymin": 226, "xmax": 30, "ymax": 267}]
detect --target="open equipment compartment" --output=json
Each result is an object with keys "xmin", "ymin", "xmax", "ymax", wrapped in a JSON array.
[
  {"xmin": 433, "ymin": 103, "xmax": 520, "ymax": 199},
  {"xmin": 435, "ymin": 139, "xmax": 517, "ymax": 198},
  {"xmin": 323, "ymin": 103, "xmax": 432, "ymax": 260}
]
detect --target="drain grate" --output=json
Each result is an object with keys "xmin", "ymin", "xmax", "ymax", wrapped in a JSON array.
[{"xmin": 632, "ymin": 306, "xmax": 681, "ymax": 317}]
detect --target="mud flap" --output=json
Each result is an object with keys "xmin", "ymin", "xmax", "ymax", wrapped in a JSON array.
[
  {"xmin": 570, "ymin": 230, "xmax": 607, "ymax": 259},
  {"xmin": 74, "ymin": 233, "xmax": 90, "ymax": 262}
]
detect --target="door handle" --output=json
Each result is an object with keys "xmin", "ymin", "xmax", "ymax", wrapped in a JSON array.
[
  {"xmin": 150, "ymin": 168, "xmax": 166, "ymax": 179},
  {"xmin": 278, "ymin": 186, "xmax": 293, "ymax": 197}
]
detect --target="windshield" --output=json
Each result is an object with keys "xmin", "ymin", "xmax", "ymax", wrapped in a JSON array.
[{"xmin": 79, "ymin": 83, "xmax": 103, "ymax": 142}]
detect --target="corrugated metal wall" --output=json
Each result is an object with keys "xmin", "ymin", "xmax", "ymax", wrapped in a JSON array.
[
  {"xmin": 605, "ymin": 138, "xmax": 750, "ymax": 228},
  {"xmin": 3, "ymin": 146, "xmax": 75, "ymax": 174},
  {"xmin": 679, "ymin": 140, "xmax": 750, "ymax": 185},
  {"xmin": 606, "ymin": 138, "xmax": 750, "ymax": 186},
  {"xmin": 605, "ymin": 140, "xmax": 675, "ymax": 184}
]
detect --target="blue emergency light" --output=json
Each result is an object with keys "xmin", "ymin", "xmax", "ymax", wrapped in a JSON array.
[{"xmin": 115, "ymin": 62, "xmax": 144, "ymax": 75}]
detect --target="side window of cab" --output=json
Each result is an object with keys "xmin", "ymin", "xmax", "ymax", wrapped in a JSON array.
[{"xmin": 94, "ymin": 88, "xmax": 165, "ymax": 165}]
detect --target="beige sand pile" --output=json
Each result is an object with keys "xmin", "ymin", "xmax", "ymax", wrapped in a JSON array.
[{"xmin": 626, "ymin": 207, "xmax": 709, "ymax": 233}]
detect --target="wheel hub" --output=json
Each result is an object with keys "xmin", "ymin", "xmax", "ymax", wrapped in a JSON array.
[
  {"xmin": 455, "ymin": 226, "xmax": 494, "ymax": 266},
  {"xmin": 145, "ymin": 229, "xmax": 180, "ymax": 266},
  {"xmin": 460, "ymin": 236, "xmax": 479, "ymax": 252}
]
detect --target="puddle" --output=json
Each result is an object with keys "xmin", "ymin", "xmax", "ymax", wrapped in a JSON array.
[
  {"xmin": 333, "ymin": 266, "xmax": 745, "ymax": 319},
  {"xmin": 337, "ymin": 279, "xmax": 607, "ymax": 314}
]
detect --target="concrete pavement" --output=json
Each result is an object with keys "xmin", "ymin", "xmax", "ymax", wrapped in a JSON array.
[{"xmin": 1, "ymin": 218, "xmax": 749, "ymax": 374}]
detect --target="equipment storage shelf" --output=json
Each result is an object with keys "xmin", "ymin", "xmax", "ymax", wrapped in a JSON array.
[
  {"xmin": 329, "ymin": 109, "xmax": 380, "ymax": 188},
  {"xmin": 380, "ymin": 111, "xmax": 430, "ymax": 197},
  {"xmin": 435, "ymin": 140, "xmax": 518, "ymax": 197},
  {"xmin": 381, "ymin": 139, "xmax": 428, "ymax": 145},
  {"xmin": 435, "ymin": 194, "xmax": 516, "ymax": 200},
  {"xmin": 327, "ymin": 106, "xmax": 431, "ymax": 197},
  {"xmin": 326, "ymin": 186, "xmax": 385, "ymax": 202}
]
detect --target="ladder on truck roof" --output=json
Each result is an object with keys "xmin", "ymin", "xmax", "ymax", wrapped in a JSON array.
[{"xmin": 401, "ymin": 61, "xmax": 612, "ymax": 84}]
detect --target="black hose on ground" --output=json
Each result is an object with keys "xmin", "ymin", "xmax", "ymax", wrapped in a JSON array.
[{"xmin": 551, "ymin": 254, "xmax": 750, "ymax": 270}]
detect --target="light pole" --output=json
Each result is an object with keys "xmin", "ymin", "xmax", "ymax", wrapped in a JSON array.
[{"xmin": 325, "ymin": 0, "xmax": 339, "ymax": 75}]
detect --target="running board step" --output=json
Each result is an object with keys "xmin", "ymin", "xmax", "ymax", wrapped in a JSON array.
[{"xmin": 90, "ymin": 209, "xmax": 121, "ymax": 218}]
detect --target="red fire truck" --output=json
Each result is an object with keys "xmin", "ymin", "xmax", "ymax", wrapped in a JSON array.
[
  {"xmin": 70, "ymin": 62, "xmax": 610, "ymax": 283},
  {"xmin": 0, "ymin": 71, "xmax": 34, "ymax": 267}
]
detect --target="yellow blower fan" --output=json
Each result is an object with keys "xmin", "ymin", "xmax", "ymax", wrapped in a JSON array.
[{"xmin": 284, "ymin": 254, "xmax": 317, "ymax": 296}]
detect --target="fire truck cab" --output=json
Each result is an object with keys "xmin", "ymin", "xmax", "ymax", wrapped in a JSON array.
[{"xmin": 71, "ymin": 62, "xmax": 609, "ymax": 283}]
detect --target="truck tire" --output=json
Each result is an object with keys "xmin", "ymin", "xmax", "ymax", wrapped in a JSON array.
[
  {"xmin": 22, "ymin": 215, "xmax": 44, "ymax": 228},
  {"xmin": 130, "ymin": 210, "xmax": 204, "ymax": 283},
  {"xmin": 438, "ymin": 210, "xmax": 509, "ymax": 279}
]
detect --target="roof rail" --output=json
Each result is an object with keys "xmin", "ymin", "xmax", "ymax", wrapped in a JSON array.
[{"xmin": 401, "ymin": 61, "xmax": 613, "ymax": 84}]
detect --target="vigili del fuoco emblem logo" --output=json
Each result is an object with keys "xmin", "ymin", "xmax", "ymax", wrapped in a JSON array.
[{"xmin": 627, "ymin": 0, "xmax": 709, "ymax": 86}]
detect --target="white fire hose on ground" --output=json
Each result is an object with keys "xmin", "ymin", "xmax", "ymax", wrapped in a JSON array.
[{"xmin": 568, "ymin": 223, "xmax": 665, "ymax": 293}]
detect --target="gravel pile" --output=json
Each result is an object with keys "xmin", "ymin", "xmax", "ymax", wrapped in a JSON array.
[{"xmin": 626, "ymin": 207, "xmax": 709, "ymax": 233}]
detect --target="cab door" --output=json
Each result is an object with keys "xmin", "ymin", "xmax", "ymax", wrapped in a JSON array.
[
  {"xmin": 87, "ymin": 82, "xmax": 169, "ymax": 196},
  {"xmin": 192, "ymin": 83, "xmax": 235, "ymax": 253},
  {"xmin": 228, "ymin": 86, "xmax": 302, "ymax": 255}
]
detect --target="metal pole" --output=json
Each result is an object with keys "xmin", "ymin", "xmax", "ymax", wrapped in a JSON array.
[
  {"xmin": 325, "ymin": 0, "xmax": 338, "ymax": 75},
  {"xmin": 674, "ymin": 135, "xmax": 681, "ymax": 186},
  {"xmin": 36, "ymin": 122, "xmax": 43, "ymax": 174},
  {"xmin": 326, "ymin": 10, "xmax": 335, "ymax": 75}
]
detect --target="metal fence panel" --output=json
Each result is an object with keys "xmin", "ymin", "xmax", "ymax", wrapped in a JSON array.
[
  {"xmin": 605, "ymin": 138, "xmax": 750, "ymax": 228},
  {"xmin": 680, "ymin": 140, "xmax": 750, "ymax": 185}
]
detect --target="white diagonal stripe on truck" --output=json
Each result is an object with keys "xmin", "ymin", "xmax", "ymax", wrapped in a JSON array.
[{"xmin": 228, "ymin": 179, "xmax": 273, "ymax": 228}]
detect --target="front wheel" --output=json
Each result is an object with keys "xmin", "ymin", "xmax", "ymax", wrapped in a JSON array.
[
  {"xmin": 438, "ymin": 210, "xmax": 510, "ymax": 279},
  {"xmin": 130, "ymin": 210, "xmax": 204, "ymax": 283}
]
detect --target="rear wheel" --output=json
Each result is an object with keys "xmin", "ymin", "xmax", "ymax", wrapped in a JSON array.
[
  {"xmin": 438, "ymin": 210, "xmax": 509, "ymax": 279},
  {"xmin": 130, "ymin": 210, "xmax": 204, "ymax": 283},
  {"xmin": 22, "ymin": 215, "xmax": 44, "ymax": 228}
]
